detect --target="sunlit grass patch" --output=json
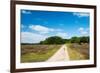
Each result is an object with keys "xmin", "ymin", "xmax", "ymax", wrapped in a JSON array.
[
  {"xmin": 67, "ymin": 43, "xmax": 89, "ymax": 60},
  {"xmin": 21, "ymin": 45, "xmax": 61, "ymax": 63}
]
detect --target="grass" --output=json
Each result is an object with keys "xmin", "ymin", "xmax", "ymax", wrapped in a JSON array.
[
  {"xmin": 21, "ymin": 45, "xmax": 61, "ymax": 63},
  {"xmin": 67, "ymin": 43, "xmax": 89, "ymax": 60}
]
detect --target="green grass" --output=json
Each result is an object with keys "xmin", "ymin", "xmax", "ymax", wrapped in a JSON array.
[
  {"xmin": 67, "ymin": 43, "xmax": 89, "ymax": 60},
  {"xmin": 21, "ymin": 45, "xmax": 61, "ymax": 63}
]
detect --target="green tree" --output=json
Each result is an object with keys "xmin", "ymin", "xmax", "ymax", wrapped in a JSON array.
[
  {"xmin": 40, "ymin": 36, "xmax": 64, "ymax": 44},
  {"xmin": 63, "ymin": 39, "xmax": 70, "ymax": 43},
  {"xmin": 79, "ymin": 36, "xmax": 89, "ymax": 43},
  {"xmin": 70, "ymin": 36, "xmax": 80, "ymax": 43}
]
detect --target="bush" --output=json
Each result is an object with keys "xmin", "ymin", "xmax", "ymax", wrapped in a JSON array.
[
  {"xmin": 70, "ymin": 37, "xmax": 80, "ymax": 43},
  {"xmin": 79, "ymin": 36, "xmax": 89, "ymax": 43},
  {"xmin": 40, "ymin": 36, "xmax": 65, "ymax": 44},
  {"xmin": 39, "ymin": 36, "xmax": 89, "ymax": 44}
]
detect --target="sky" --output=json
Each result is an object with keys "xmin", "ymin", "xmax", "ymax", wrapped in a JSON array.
[{"xmin": 21, "ymin": 9, "xmax": 90, "ymax": 43}]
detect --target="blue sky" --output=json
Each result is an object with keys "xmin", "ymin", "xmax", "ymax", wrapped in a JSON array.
[{"xmin": 21, "ymin": 9, "xmax": 90, "ymax": 43}]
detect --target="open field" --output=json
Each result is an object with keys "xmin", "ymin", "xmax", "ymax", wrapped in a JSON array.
[
  {"xmin": 21, "ymin": 43, "xmax": 89, "ymax": 63},
  {"xmin": 21, "ymin": 45, "xmax": 61, "ymax": 63},
  {"xmin": 67, "ymin": 43, "xmax": 89, "ymax": 60}
]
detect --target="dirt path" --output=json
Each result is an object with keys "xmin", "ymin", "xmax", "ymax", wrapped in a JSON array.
[{"xmin": 46, "ymin": 44, "xmax": 69, "ymax": 62}]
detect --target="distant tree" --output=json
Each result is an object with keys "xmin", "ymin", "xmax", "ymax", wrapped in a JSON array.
[
  {"xmin": 40, "ymin": 36, "xmax": 65, "ymax": 44},
  {"xmin": 79, "ymin": 36, "xmax": 89, "ymax": 43},
  {"xmin": 63, "ymin": 39, "xmax": 70, "ymax": 43},
  {"xmin": 39, "ymin": 41, "xmax": 44, "ymax": 44},
  {"xmin": 70, "ymin": 36, "xmax": 80, "ymax": 43},
  {"xmin": 39, "ymin": 36, "xmax": 89, "ymax": 45}
]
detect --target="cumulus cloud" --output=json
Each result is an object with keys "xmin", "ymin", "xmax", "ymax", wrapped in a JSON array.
[
  {"xmin": 22, "ymin": 10, "xmax": 32, "ymax": 14},
  {"xmin": 73, "ymin": 12, "xmax": 89, "ymax": 17},
  {"xmin": 78, "ymin": 27, "xmax": 89, "ymax": 35},
  {"xmin": 29, "ymin": 25, "xmax": 62, "ymax": 34},
  {"xmin": 29, "ymin": 25, "xmax": 54, "ymax": 34},
  {"xmin": 21, "ymin": 32, "xmax": 47, "ymax": 43},
  {"xmin": 78, "ymin": 27, "xmax": 84, "ymax": 32}
]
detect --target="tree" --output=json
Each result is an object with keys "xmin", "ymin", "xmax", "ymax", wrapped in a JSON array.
[
  {"xmin": 63, "ymin": 39, "xmax": 70, "ymax": 43},
  {"xmin": 40, "ymin": 36, "xmax": 64, "ymax": 44},
  {"xmin": 39, "ymin": 36, "xmax": 89, "ymax": 45},
  {"xmin": 79, "ymin": 36, "xmax": 89, "ymax": 43},
  {"xmin": 70, "ymin": 36, "xmax": 80, "ymax": 43}
]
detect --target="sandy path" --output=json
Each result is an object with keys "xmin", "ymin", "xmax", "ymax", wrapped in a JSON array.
[{"xmin": 46, "ymin": 44, "xmax": 69, "ymax": 62}]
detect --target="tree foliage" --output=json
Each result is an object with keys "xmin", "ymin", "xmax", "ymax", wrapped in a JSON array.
[
  {"xmin": 40, "ymin": 36, "xmax": 64, "ymax": 44},
  {"xmin": 39, "ymin": 36, "xmax": 89, "ymax": 44},
  {"xmin": 70, "ymin": 37, "xmax": 80, "ymax": 43},
  {"xmin": 79, "ymin": 36, "xmax": 89, "ymax": 43}
]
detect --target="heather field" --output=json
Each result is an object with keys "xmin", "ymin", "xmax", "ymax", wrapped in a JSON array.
[
  {"xmin": 21, "ymin": 45, "xmax": 61, "ymax": 63},
  {"xmin": 21, "ymin": 43, "xmax": 89, "ymax": 63},
  {"xmin": 67, "ymin": 43, "xmax": 89, "ymax": 60}
]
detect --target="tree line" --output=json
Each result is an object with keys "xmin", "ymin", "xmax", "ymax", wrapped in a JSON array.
[{"xmin": 40, "ymin": 36, "xmax": 89, "ymax": 45}]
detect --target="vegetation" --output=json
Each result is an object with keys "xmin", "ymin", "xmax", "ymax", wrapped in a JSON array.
[
  {"xmin": 21, "ymin": 45, "xmax": 61, "ymax": 63},
  {"xmin": 70, "ymin": 37, "xmax": 80, "ymax": 43},
  {"xmin": 79, "ymin": 36, "xmax": 89, "ymax": 43},
  {"xmin": 21, "ymin": 36, "xmax": 90, "ymax": 62},
  {"xmin": 40, "ymin": 36, "xmax": 89, "ymax": 44},
  {"xmin": 40, "ymin": 36, "xmax": 65, "ymax": 44},
  {"xmin": 67, "ymin": 43, "xmax": 89, "ymax": 60}
]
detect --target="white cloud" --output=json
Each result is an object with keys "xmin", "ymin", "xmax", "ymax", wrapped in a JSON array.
[
  {"xmin": 73, "ymin": 12, "xmax": 89, "ymax": 17},
  {"xmin": 78, "ymin": 27, "xmax": 84, "ymax": 32},
  {"xmin": 21, "ymin": 32, "xmax": 47, "ymax": 43},
  {"xmin": 78, "ymin": 27, "xmax": 89, "ymax": 35},
  {"xmin": 81, "ymin": 31, "xmax": 88, "ymax": 35},
  {"xmin": 56, "ymin": 32, "xmax": 68, "ymax": 39},
  {"xmin": 29, "ymin": 25, "xmax": 62, "ymax": 34},
  {"xmin": 22, "ymin": 10, "xmax": 31, "ymax": 14},
  {"xmin": 29, "ymin": 25, "xmax": 54, "ymax": 34}
]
